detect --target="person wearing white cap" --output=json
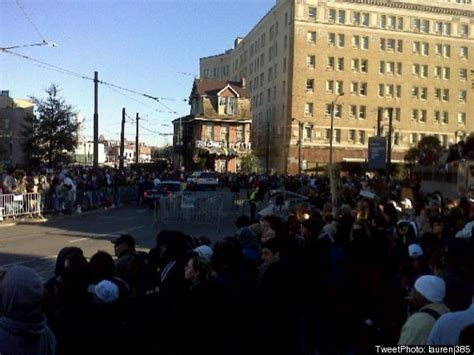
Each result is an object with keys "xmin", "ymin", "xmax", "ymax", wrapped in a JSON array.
[{"xmin": 398, "ymin": 275, "xmax": 449, "ymax": 345}]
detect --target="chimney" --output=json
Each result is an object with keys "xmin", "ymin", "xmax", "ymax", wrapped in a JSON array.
[
  {"xmin": 234, "ymin": 37, "xmax": 243, "ymax": 49},
  {"xmin": 241, "ymin": 77, "xmax": 246, "ymax": 89}
]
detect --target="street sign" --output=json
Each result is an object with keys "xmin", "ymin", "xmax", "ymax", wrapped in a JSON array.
[{"xmin": 368, "ymin": 137, "xmax": 387, "ymax": 170}]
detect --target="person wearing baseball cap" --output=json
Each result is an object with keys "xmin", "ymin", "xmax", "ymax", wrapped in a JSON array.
[
  {"xmin": 111, "ymin": 234, "xmax": 136, "ymax": 286},
  {"xmin": 398, "ymin": 275, "xmax": 449, "ymax": 345}
]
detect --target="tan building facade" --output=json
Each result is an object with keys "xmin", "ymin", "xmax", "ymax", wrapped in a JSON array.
[{"xmin": 200, "ymin": 0, "xmax": 474, "ymax": 174}]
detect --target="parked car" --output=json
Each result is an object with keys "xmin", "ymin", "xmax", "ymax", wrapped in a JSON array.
[
  {"xmin": 186, "ymin": 171, "xmax": 219, "ymax": 190},
  {"xmin": 142, "ymin": 181, "xmax": 183, "ymax": 208}
]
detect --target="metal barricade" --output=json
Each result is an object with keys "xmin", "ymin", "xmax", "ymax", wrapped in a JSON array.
[
  {"xmin": 0, "ymin": 193, "xmax": 42, "ymax": 220},
  {"xmin": 153, "ymin": 191, "xmax": 250, "ymax": 231}
]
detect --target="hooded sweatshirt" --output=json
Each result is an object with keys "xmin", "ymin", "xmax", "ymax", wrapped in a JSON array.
[{"xmin": 0, "ymin": 266, "xmax": 56, "ymax": 355}]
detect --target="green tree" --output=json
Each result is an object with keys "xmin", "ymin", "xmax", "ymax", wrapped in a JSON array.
[
  {"xmin": 239, "ymin": 152, "xmax": 259, "ymax": 173},
  {"xmin": 417, "ymin": 135, "xmax": 442, "ymax": 164},
  {"xmin": 462, "ymin": 133, "xmax": 474, "ymax": 159},
  {"xmin": 404, "ymin": 147, "xmax": 420, "ymax": 165},
  {"xmin": 23, "ymin": 84, "xmax": 80, "ymax": 167}
]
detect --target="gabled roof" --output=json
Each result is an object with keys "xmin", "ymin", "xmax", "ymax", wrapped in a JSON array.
[{"xmin": 191, "ymin": 79, "xmax": 249, "ymax": 98}]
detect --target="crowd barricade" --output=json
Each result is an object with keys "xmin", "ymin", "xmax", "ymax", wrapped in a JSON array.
[
  {"xmin": 0, "ymin": 193, "xmax": 42, "ymax": 220},
  {"xmin": 153, "ymin": 191, "xmax": 250, "ymax": 230}
]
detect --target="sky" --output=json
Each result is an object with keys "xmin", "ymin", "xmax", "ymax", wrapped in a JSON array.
[{"xmin": 0, "ymin": 0, "xmax": 276, "ymax": 147}]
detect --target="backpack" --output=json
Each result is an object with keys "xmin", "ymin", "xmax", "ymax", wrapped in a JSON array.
[{"xmin": 420, "ymin": 308, "xmax": 441, "ymax": 320}]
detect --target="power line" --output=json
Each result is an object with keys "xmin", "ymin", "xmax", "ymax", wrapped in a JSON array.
[
  {"xmin": 15, "ymin": 0, "xmax": 47, "ymax": 42},
  {"xmin": 2, "ymin": 49, "xmax": 189, "ymax": 104}
]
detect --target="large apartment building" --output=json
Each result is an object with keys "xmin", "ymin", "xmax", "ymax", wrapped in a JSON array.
[{"xmin": 200, "ymin": 0, "xmax": 474, "ymax": 174}]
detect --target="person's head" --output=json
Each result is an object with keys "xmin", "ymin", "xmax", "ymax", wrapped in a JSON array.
[
  {"xmin": 156, "ymin": 230, "xmax": 190, "ymax": 260},
  {"xmin": 430, "ymin": 216, "xmax": 445, "ymax": 237},
  {"xmin": 301, "ymin": 217, "xmax": 324, "ymax": 238},
  {"xmin": 409, "ymin": 275, "xmax": 446, "ymax": 310},
  {"xmin": 260, "ymin": 215, "xmax": 284, "ymax": 243},
  {"xmin": 111, "ymin": 234, "xmax": 136, "ymax": 258},
  {"xmin": 261, "ymin": 237, "xmax": 281, "ymax": 266},
  {"xmin": 184, "ymin": 256, "xmax": 213, "ymax": 282},
  {"xmin": 54, "ymin": 246, "xmax": 84, "ymax": 276},
  {"xmin": 89, "ymin": 250, "xmax": 115, "ymax": 284},
  {"xmin": 57, "ymin": 253, "xmax": 90, "ymax": 304},
  {"xmin": 193, "ymin": 245, "xmax": 214, "ymax": 262},
  {"xmin": 0, "ymin": 266, "xmax": 44, "ymax": 322},
  {"xmin": 94, "ymin": 280, "xmax": 119, "ymax": 304},
  {"xmin": 235, "ymin": 215, "xmax": 251, "ymax": 229}
]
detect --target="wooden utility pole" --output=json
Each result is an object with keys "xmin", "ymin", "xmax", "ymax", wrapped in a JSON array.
[
  {"xmin": 119, "ymin": 108, "xmax": 125, "ymax": 170},
  {"xmin": 135, "ymin": 113, "xmax": 140, "ymax": 164},
  {"xmin": 93, "ymin": 71, "xmax": 99, "ymax": 168}
]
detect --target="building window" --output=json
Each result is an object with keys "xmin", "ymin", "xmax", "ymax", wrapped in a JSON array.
[
  {"xmin": 349, "ymin": 129, "xmax": 356, "ymax": 142},
  {"xmin": 442, "ymin": 23, "xmax": 451, "ymax": 36},
  {"xmin": 442, "ymin": 111, "xmax": 449, "ymax": 124},
  {"xmin": 420, "ymin": 87, "xmax": 427, "ymax": 100},
  {"xmin": 306, "ymin": 79, "xmax": 315, "ymax": 92},
  {"xmin": 358, "ymin": 131, "xmax": 366, "ymax": 144},
  {"xmin": 443, "ymin": 67, "xmax": 450, "ymax": 80},
  {"xmin": 350, "ymin": 105, "xmax": 357, "ymax": 119},
  {"xmin": 419, "ymin": 109, "xmax": 427, "ymax": 123},
  {"xmin": 362, "ymin": 13, "xmax": 370, "ymax": 26},
  {"xmin": 205, "ymin": 123, "xmax": 214, "ymax": 140},
  {"xmin": 410, "ymin": 133, "xmax": 418, "ymax": 145},
  {"xmin": 352, "ymin": 35, "xmax": 360, "ymax": 49},
  {"xmin": 359, "ymin": 106, "xmax": 367, "ymax": 119},
  {"xmin": 351, "ymin": 82, "xmax": 359, "ymax": 95},
  {"xmin": 380, "ymin": 15, "xmax": 387, "ymax": 29},
  {"xmin": 338, "ymin": 10, "xmax": 346, "ymax": 24},
  {"xmin": 326, "ymin": 80, "xmax": 334, "ymax": 93},
  {"xmin": 413, "ymin": 18, "xmax": 420, "ymax": 32},
  {"xmin": 434, "ymin": 111, "xmax": 441, "ymax": 124},
  {"xmin": 458, "ymin": 112, "xmax": 467, "ymax": 125},
  {"xmin": 306, "ymin": 55, "xmax": 316, "ymax": 68},
  {"xmin": 460, "ymin": 68, "xmax": 468, "ymax": 81},
  {"xmin": 351, "ymin": 58, "xmax": 359, "ymax": 72},
  {"xmin": 434, "ymin": 88, "xmax": 441, "ymax": 101},
  {"xmin": 334, "ymin": 104, "xmax": 342, "ymax": 118},
  {"xmin": 328, "ymin": 9, "xmax": 336, "ymax": 23},
  {"xmin": 352, "ymin": 12, "xmax": 360, "ymax": 25},
  {"xmin": 361, "ymin": 59, "xmax": 368, "ymax": 72},
  {"xmin": 337, "ymin": 57, "xmax": 344, "ymax": 71},
  {"xmin": 362, "ymin": 36, "xmax": 369, "ymax": 50},
  {"xmin": 337, "ymin": 34, "xmax": 345, "ymax": 47},
  {"xmin": 327, "ymin": 56, "xmax": 335, "ymax": 70},
  {"xmin": 460, "ymin": 24, "xmax": 469, "ymax": 37},
  {"xmin": 325, "ymin": 129, "xmax": 331, "ymax": 141},
  {"xmin": 309, "ymin": 7, "xmax": 317, "ymax": 20},
  {"xmin": 443, "ymin": 45, "xmax": 451, "ymax": 58},
  {"xmin": 220, "ymin": 124, "xmax": 229, "ymax": 142},
  {"xmin": 459, "ymin": 90, "xmax": 467, "ymax": 103},
  {"xmin": 396, "ymin": 85, "xmax": 402, "ymax": 98},
  {"xmin": 304, "ymin": 103, "xmax": 314, "ymax": 117},
  {"xmin": 336, "ymin": 81, "xmax": 344, "ymax": 95},
  {"xmin": 442, "ymin": 89, "xmax": 449, "ymax": 102},
  {"xmin": 460, "ymin": 46, "xmax": 468, "ymax": 59},
  {"xmin": 307, "ymin": 31, "xmax": 317, "ymax": 44},
  {"xmin": 335, "ymin": 129, "xmax": 341, "ymax": 143},
  {"xmin": 422, "ymin": 42, "xmax": 429, "ymax": 56},
  {"xmin": 325, "ymin": 104, "xmax": 332, "ymax": 117},
  {"xmin": 421, "ymin": 20, "xmax": 430, "ymax": 33},
  {"xmin": 328, "ymin": 33, "xmax": 336, "ymax": 46},
  {"xmin": 219, "ymin": 96, "xmax": 238, "ymax": 115}
]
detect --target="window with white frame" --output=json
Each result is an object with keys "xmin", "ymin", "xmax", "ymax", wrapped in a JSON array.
[
  {"xmin": 387, "ymin": 61, "xmax": 395, "ymax": 74},
  {"xmin": 413, "ymin": 64, "xmax": 420, "ymax": 76},
  {"xmin": 396, "ymin": 63, "xmax": 402, "ymax": 75},
  {"xmin": 362, "ymin": 13, "xmax": 370, "ymax": 26},
  {"xmin": 442, "ymin": 111, "xmax": 449, "ymax": 124},
  {"xmin": 443, "ymin": 45, "xmax": 451, "ymax": 58},
  {"xmin": 336, "ymin": 81, "xmax": 344, "ymax": 95},
  {"xmin": 335, "ymin": 129, "xmax": 341, "ymax": 143},
  {"xmin": 434, "ymin": 88, "xmax": 441, "ymax": 100},
  {"xmin": 350, "ymin": 105, "xmax": 357, "ymax": 119},
  {"xmin": 309, "ymin": 7, "xmax": 317, "ymax": 20},
  {"xmin": 379, "ymin": 84, "xmax": 384, "ymax": 97},
  {"xmin": 304, "ymin": 102, "xmax": 314, "ymax": 117},
  {"xmin": 419, "ymin": 109, "xmax": 427, "ymax": 122},
  {"xmin": 352, "ymin": 35, "xmax": 360, "ymax": 49},
  {"xmin": 338, "ymin": 10, "xmax": 346, "ymax": 24},
  {"xmin": 434, "ymin": 110, "xmax": 441, "ymax": 124},
  {"xmin": 386, "ymin": 84, "xmax": 394, "ymax": 97},
  {"xmin": 422, "ymin": 42, "xmax": 429, "ymax": 56},
  {"xmin": 220, "ymin": 124, "xmax": 229, "ymax": 142},
  {"xmin": 388, "ymin": 16, "xmax": 396, "ymax": 29},
  {"xmin": 359, "ymin": 106, "xmax": 367, "ymax": 119},
  {"xmin": 219, "ymin": 96, "xmax": 238, "ymax": 115},
  {"xmin": 337, "ymin": 34, "xmax": 345, "ymax": 47},
  {"xmin": 328, "ymin": 8, "xmax": 336, "ymax": 22},
  {"xmin": 325, "ymin": 104, "xmax": 332, "ymax": 117},
  {"xmin": 411, "ymin": 109, "xmax": 418, "ymax": 121},
  {"xmin": 362, "ymin": 36, "xmax": 369, "ymax": 50},
  {"xmin": 460, "ymin": 46, "xmax": 468, "ymax": 59},
  {"xmin": 334, "ymin": 104, "xmax": 342, "ymax": 118},
  {"xmin": 460, "ymin": 68, "xmax": 468, "ymax": 81},
  {"xmin": 351, "ymin": 82, "xmax": 359, "ymax": 95},
  {"xmin": 460, "ymin": 24, "xmax": 469, "ymax": 37},
  {"xmin": 306, "ymin": 79, "xmax": 315, "ymax": 92},
  {"xmin": 413, "ymin": 41, "xmax": 421, "ymax": 54},
  {"xmin": 396, "ymin": 85, "xmax": 402, "ymax": 98},
  {"xmin": 442, "ymin": 89, "xmax": 449, "ymax": 102},
  {"xmin": 352, "ymin": 12, "xmax": 361, "ymax": 25},
  {"xmin": 412, "ymin": 87, "xmax": 419, "ymax": 99},
  {"xmin": 360, "ymin": 59, "xmax": 368, "ymax": 72},
  {"xmin": 459, "ymin": 90, "xmax": 467, "ymax": 103},
  {"xmin": 413, "ymin": 18, "xmax": 421, "ymax": 32},
  {"xmin": 307, "ymin": 31, "xmax": 317, "ymax": 44},
  {"xmin": 358, "ymin": 130, "xmax": 366, "ymax": 144},
  {"xmin": 421, "ymin": 65, "xmax": 428, "ymax": 78},
  {"xmin": 205, "ymin": 122, "xmax": 214, "ymax": 140},
  {"xmin": 304, "ymin": 125, "xmax": 313, "ymax": 141},
  {"xmin": 397, "ymin": 40, "xmax": 403, "ymax": 53},
  {"xmin": 360, "ymin": 82, "xmax": 367, "ymax": 96},
  {"xmin": 442, "ymin": 23, "xmax": 451, "ymax": 36},
  {"xmin": 434, "ymin": 21, "xmax": 442, "ymax": 34},
  {"xmin": 349, "ymin": 129, "xmax": 356, "ymax": 142},
  {"xmin": 410, "ymin": 133, "xmax": 418, "ymax": 145},
  {"xmin": 458, "ymin": 112, "xmax": 466, "ymax": 125},
  {"xmin": 337, "ymin": 57, "xmax": 344, "ymax": 71},
  {"xmin": 420, "ymin": 87, "xmax": 428, "ymax": 100},
  {"xmin": 327, "ymin": 56, "xmax": 335, "ymax": 70},
  {"xmin": 307, "ymin": 55, "xmax": 316, "ymax": 68},
  {"xmin": 236, "ymin": 125, "xmax": 244, "ymax": 142},
  {"xmin": 421, "ymin": 20, "xmax": 430, "ymax": 33},
  {"xmin": 351, "ymin": 58, "xmax": 359, "ymax": 72},
  {"xmin": 326, "ymin": 80, "xmax": 334, "ymax": 93},
  {"xmin": 328, "ymin": 33, "xmax": 336, "ymax": 46},
  {"xmin": 443, "ymin": 67, "xmax": 450, "ymax": 80},
  {"xmin": 325, "ymin": 129, "xmax": 331, "ymax": 141},
  {"xmin": 434, "ymin": 66, "xmax": 441, "ymax": 78}
]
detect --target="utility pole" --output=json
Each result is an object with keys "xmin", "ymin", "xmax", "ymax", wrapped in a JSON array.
[
  {"xmin": 135, "ymin": 113, "xmax": 140, "ymax": 165},
  {"xmin": 93, "ymin": 71, "xmax": 99, "ymax": 168},
  {"xmin": 298, "ymin": 121, "xmax": 303, "ymax": 175},
  {"xmin": 386, "ymin": 107, "xmax": 394, "ymax": 182},
  {"xmin": 119, "ymin": 108, "xmax": 125, "ymax": 170},
  {"xmin": 377, "ymin": 107, "xmax": 383, "ymax": 136},
  {"xmin": 265, "ymin": 119, "xmax": 270, "ymax": 174}
]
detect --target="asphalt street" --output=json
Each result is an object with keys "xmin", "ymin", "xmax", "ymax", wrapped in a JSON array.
[{"xmin": 0, "ymin": 204, "xmax": 239, "ymax": 280}]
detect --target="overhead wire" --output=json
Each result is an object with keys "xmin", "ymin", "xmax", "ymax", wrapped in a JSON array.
[{"xmin": 14, "ymin": 0, "xmax": 47, "ymax": 42}]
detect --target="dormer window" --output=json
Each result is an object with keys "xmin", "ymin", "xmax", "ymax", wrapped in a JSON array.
[{"xmin": 219, "ymin": 96, "xmax": 238, "ymax": 115}]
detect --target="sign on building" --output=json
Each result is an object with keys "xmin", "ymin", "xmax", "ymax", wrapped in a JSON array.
[{"xmin": 368, "ymin": 137, "xmax": 387, "ymax": 170}]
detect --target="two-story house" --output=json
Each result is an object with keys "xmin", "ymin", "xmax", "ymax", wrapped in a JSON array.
[{"xmin": 173, "ymin": 79, "xmax": 252, "ymax": 172}]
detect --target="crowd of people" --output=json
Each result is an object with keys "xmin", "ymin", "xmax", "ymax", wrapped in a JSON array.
[{"xmin": 0, "ymin": 169, "xmax": 473, "ymax": 354}]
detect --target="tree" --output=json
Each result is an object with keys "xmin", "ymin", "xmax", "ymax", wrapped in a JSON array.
[
  {"xmin": 404, "ymin": 147, "xmax": 420, "ymax": 165},
  {"xmin": 23, "ymin": 84, "xmax": 80, "ymax": 167},
  {"xmin": 239, "ymin": 152, "xmax": 259, "ymax": 173},
  {"xmin": 417, "ymin": 135, "xmax": 442, "ymax": 165},
  {"xmin": 462, "ymin": 133, "xmax": 474, "ymax": 159}
]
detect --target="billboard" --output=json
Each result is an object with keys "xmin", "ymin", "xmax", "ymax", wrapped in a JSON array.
[{"xmin": 368, "ymin": 137, "xmax": 387, "ymax": 170}]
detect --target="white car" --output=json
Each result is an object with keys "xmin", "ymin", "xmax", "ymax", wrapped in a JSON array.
[{"xmin": 187, "ymin": 171, "xmax": 219, "ymax": 189}]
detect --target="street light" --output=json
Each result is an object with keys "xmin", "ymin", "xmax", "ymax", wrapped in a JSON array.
[
  {"xmin": 329, "ymin": 92, "xmax": 344, "ymax": 209},
  {"xmin": 0, "ymin": 40, "xmax": 57, "ymax": 51}
]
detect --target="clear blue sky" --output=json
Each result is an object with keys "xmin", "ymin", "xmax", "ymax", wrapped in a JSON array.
[{"xmin": 0, "ymin": 0, "xmax": 275, "ymax": 147}]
